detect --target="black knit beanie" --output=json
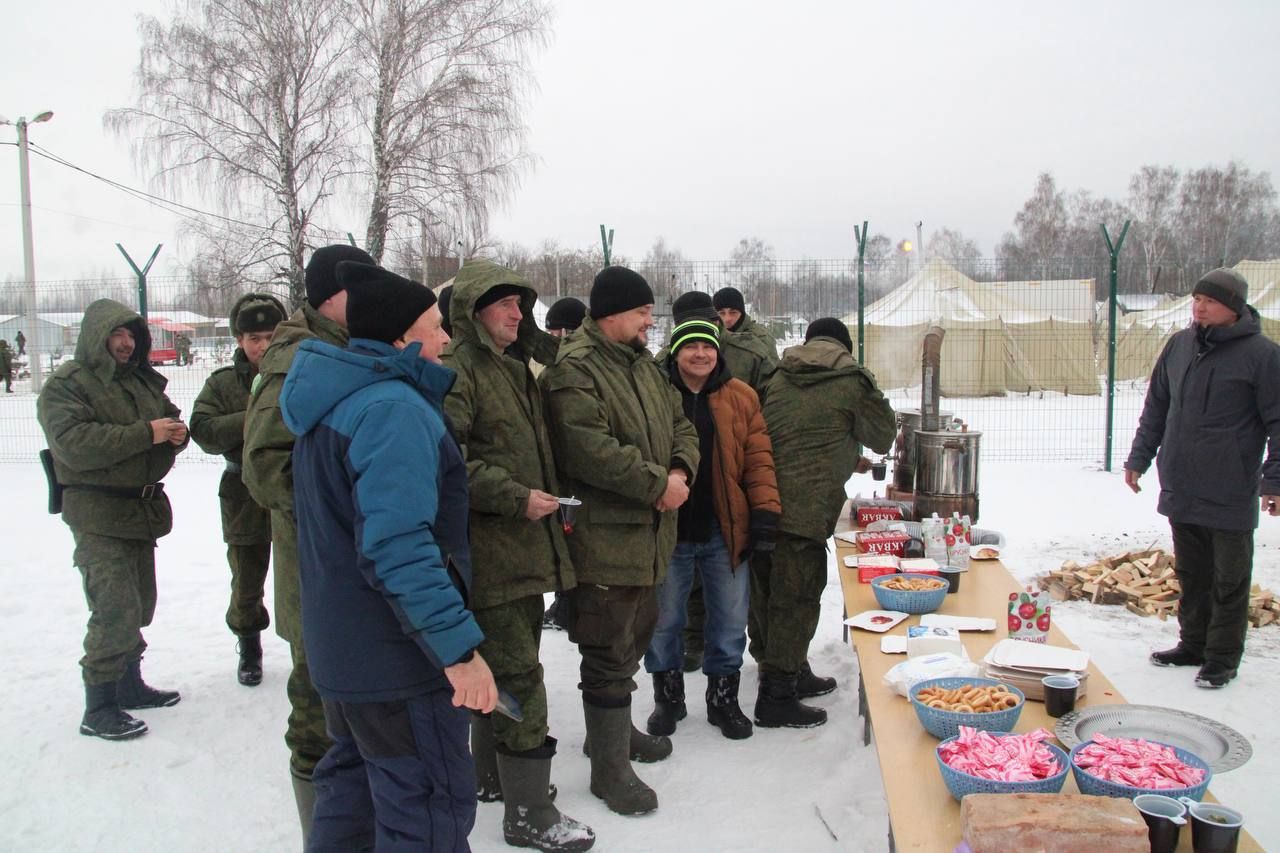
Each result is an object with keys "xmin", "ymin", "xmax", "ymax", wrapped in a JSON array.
[
  {"xmin": 805, "ymin": 317, "xmax": 854, "ymax": 353},
  {"xmin": 306, "ymin": 245, "xmax": 376, "ymax": 308},
  {"xmin": 437, "ymin": 285, "xmax": 454, "ymax": 337},
  {"xmin": 671, "ymin": 291, "xmax": 713, "ymax": 318},
  {"xmin": 589, "ymin": 267, "xmax": 655, "ymax": 319},
  {"xmin": 713, "ymin": 287, "xmax": 746, "ymax": 314},
  {"xmin": 1193, "ymin": 268, "xmax": 1249, "ymax": 317},
  {"xmin": 474, "ymin": 283, "xmax": 528, "ymax": 314},
  {"xmin": 670, "ymin": 316, "xmax": 721, "ymax": 356},
  {"xmin": 232, "ymin": 294, "xmax": 287, "ymax": 334},
  {"xmin": 545, "ymin": 297, "xmax": 587, "ymax": 331},
  {"xmin": 340, "ymin": 262, "xmax": 437, "ymax": 345}
]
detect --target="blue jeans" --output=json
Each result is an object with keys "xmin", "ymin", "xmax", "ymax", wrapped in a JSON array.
[{"xmin": 645, "ymin": 527, "xmax": 749, "ymax": 676}]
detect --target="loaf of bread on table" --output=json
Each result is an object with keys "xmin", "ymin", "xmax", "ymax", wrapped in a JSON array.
[{"xmin": 961, "ymin": 793, "xmax": 1148, "ymax": 853}]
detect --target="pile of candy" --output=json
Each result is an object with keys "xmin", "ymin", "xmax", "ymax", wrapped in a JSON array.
[
  {"xmin": 938, "ymin": 726, "xmax": 1062, "ymax": 781},
  {"xmin": 1072, "ymin": 734, "xmax": 1206, "ymax": 789}
]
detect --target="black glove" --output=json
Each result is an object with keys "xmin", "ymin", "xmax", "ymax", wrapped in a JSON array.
[{"xmin": 748, "ymin": 509, "xmax": 779, "ymax": 557}]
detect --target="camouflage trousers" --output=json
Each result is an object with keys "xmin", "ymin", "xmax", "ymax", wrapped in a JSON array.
[
  {"xmin": 567, "ymin": 583, "xmax": 659, "ymax": 706},
  {"xmin": 71, "ymin": 531, "xmax": 156, "ymax": 686},
  {"xmin": 225, "ymin": 542, "xmax": 271, "ymax": 636},
  {"xmin": 747, "ymin": 532, "xmax": 827, "ymax": 676},
  {"xmin": 475, "ymin": 595, "xmax": 550, "ymax": 753},
  {"xmin": 286, "ymin": 641, "xmax": 332, "ymax": 779}
]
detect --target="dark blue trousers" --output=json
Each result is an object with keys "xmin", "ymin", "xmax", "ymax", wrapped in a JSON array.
[{"xmin": 307, "ymin": 689, "xmax": 476, "ymax": 852}]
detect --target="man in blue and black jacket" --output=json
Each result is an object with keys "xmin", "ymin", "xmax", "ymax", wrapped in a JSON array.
[{"xmin": 280, "ymin": 261, "xmax": 497, "ymax": 851}]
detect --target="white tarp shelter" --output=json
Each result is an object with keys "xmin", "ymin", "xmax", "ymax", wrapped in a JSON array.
[{"xmin": 843, "ymin": 259, "xmax": 1099, "ymax": 396}]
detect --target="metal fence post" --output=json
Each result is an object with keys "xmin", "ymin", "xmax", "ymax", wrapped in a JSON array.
[
  {"xmin": 1100, "ymin": 220, "xmax": 1130, "ymax": 472},
  {"xmin": 117, "ymin": 243, "xmax": 163, "ymax": 320},
  {"xmin": 599, "ymin": 224, "xmax": 614, "ymax": 268},
  {"xmin": 854, "ymin": 221, "xmax": 869, "ymax": 365}
]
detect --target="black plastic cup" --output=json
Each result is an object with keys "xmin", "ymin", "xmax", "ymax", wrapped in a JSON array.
[
  {"xmin": 1133, "ymin": 794, "xmax": 1187, "ymax": 853},
  {"xmin": 1041, "ymin": 674, "xmax": 1079, "ymax": 717},
  {"xmin": 939, "ymin": 565, "xmax": 963, "ymax": 594},
  {"xmin": 1187, "ymin": 801, "xmax": 1243, "ymax": 853},
  {"xmin": 871, "ymin": 460, "xmax": 887, "ymax": 481}
]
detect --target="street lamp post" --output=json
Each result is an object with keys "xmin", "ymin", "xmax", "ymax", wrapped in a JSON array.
[{"xmin": 3, "ymin": 110, "xmax": 54, "ymax": 392}]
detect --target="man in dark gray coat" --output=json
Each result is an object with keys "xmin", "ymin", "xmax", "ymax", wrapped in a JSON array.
[{"xmin": 1125, "ymin": 267, "xmax": 1280, "ymax": 688}]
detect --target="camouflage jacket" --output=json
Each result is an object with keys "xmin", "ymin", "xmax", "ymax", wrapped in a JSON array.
[
  {"xmin": 543, "ymin": 317, "xmax": 699, "ymax": 586},
  {"xmin": 441, "ymin": 260, "xmax": 575, "ymax": 608},
  {"xmin": 37, "ymin": 299, "xmax": 187, "ymax": 541},
  {"xmin": 721, "ymin": 315, "xmax": 779, "ymax": 397},
  {"xmin": 762, "ymin": 337, "xmax": 896, "ymax": 542},
  {"xmin": 242, "ymin": 304, "xmax": 347, "ymax": 513},
  {"xmin": 190, "ymin": 348, "xmax": 271, "ymax": 544}
]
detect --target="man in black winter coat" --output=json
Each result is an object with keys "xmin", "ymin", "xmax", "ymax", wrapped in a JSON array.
[{"xmin": 1125, "ymin": 267, "xmax": 1280, "ymax": 688}]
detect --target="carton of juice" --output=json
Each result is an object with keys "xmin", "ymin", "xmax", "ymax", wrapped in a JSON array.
[{"xmin": 1008, "ymin": 587, "xmax": 1051, "ymax": 643}]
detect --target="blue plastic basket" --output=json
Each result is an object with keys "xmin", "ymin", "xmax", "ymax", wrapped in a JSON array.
[
  {"xmin": 1068, "ymin": 739, "xmax": 1212, "ymax": 801},
  {"xmin": 909, "ymin": 677, "xmax": 1025, "ymax": 740},
  {"xmin": 870, "ymin": 572, "xmax": 949, "ymax": 614},
  {"xmin": 935, "ymin": 733, "xmax": 1070, "ymax": 801}
]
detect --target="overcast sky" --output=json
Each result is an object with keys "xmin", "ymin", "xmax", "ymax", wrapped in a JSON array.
[{"xmin": 3, "ymin": 0, "xmax": 1279, "ymax": 283}]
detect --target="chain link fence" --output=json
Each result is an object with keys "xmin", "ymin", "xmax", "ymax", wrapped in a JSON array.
[{"xmin": 2, "ymin": 257, "xmax": 1277, "ymax": 466}]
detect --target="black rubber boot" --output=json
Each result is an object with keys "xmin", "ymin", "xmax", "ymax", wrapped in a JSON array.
[
  {"xmin": 583, "ymin": 700, "xmax": 658, "ymax": 816},
  {"xmin": 706, "ymin": 673, "xmax": 753, "ymax": 740},
  {"xmin": 237, "ymin": 633, "xmax": 263, "ymax": 686},
  {"xmin": 1195, "ymin": 661, "xmax": 1238, "ymax": 688},
  {"xmin": 753, "ymin": 673, "xmax": 827, "ymax": 729},
  {"xmin": 80, "ymin": 680, "xmax": 148, "ymax": 741},
  {"xmin": 497, "ymin": 738, "xmax": 595, "ymax": 851},
  {"xmin": 1150, "ymin": 644, "xmax": 1205, "ymax": 667},
  {"xmin": 291, "ymin": 769, "xmax": 316, "ymax": 848},
  {"xmin": 645, "ymin": 671, "xmax": 687, "ymax": 736},
  {"xmin": 116, "ymin": 658, "xmax": 181, "ymax": 709},
  {"xmin": 582, "ymin": 720, "xmax": 673, "ymax": 763},
  {"xmin": 796, "ymin": 661, "xmax": 837, "ymax": 698}
]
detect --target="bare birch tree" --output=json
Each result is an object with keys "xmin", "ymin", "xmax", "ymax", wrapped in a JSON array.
[
  {"xmin": 1127, "ymin": 165, "xmax": 1180, "ymax": 293},
  {"xmin": 346, "ymin": 0, "xmax": 549, "ymax": 263},
  {"xmin": 107, "ymin": 0, "xmax": 356, "ymax": 306}
]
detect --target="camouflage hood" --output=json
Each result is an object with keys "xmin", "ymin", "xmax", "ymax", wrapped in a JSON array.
[
  {"xmin": 776, "ymin": 337, "xmax": 860, "ymax": 386},
  {"xmin": 448, "ymin": 259, "xmax": 537, "ymax": 355},
  {"xmin": 75, "ymin": 298, "xmax": 164, "ymax": 389}
]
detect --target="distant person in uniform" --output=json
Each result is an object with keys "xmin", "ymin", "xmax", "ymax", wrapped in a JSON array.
[
  {"xmin": 175, "ymin": 333, "xmax": 192, "ymax": 366},
  {"xmin": 37, "ymin": 299, "xmax": 189, "ymax": 740},
  {"xmin": 15, "ymin": 329, "xmax": 26, "ymax": 356},
  {"xmin": 190, "ymin": 293, "xmax": 286, "ymax": 687},
  {"xmin": 0, "ymin": 339, "xmax": 13, "ymax": 392},
  {"xmin": 1126, "ymin": 268, "xmax": 1280, "ymax": 689}
]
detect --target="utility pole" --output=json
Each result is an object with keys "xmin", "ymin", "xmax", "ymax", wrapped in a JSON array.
[
  {"xmin": 420, "ymin": 218, "xmax": 430, "ymax": 286},
  {"xmin": 3, "ymin": 110, "xmax": 54, "ymax": 391}
]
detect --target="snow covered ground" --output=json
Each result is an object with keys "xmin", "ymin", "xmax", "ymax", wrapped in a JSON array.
[{"xmin": 3, "ymin": 457, "xmax": 1278, "ymax": 852}]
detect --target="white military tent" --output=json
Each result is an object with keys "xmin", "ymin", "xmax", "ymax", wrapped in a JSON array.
[{"xmin": 843, "ymin": 259, "xmax": 1099, "ymax": 396}]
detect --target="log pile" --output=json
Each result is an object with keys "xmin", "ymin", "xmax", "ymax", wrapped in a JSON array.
[{"xmin": 1036, "ymin": 549, "xmax": 1280, "ymax": 629}]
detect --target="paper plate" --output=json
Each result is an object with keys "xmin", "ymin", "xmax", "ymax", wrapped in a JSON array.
[
  {"xmin": 1054, "ymin": 704, "xmax": 1252, "ymax": 773},
  {"xmin": 844, "ymin": 610, "xmax": 909, "ymax": 633},
  {"xmin": 971, "ymin": 544, "xmax": 1002, "ymax": 560}
]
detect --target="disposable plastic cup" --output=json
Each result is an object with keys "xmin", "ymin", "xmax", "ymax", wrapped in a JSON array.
[{"xmin": 1041, "ymin": 674, "xmax": 1079, "ymax": 717}]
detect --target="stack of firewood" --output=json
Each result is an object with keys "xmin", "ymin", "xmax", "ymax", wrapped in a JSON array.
[{"xmin": 1036, "ymin": 549, "xmax": 1279, "ymax": 628}]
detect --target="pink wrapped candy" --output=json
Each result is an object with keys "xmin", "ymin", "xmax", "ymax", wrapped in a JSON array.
[
  {"xmin": 939, "ymin": 726, "xmax": 1062, "ymax": 782},
  {"xmin": 1072, "ymin": 734, "xmax": 1206, "ymax": 789}
]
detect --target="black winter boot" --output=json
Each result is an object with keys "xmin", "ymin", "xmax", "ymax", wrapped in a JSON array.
[
  {"xmin": 80, "ymin": 681, "xmax": 148, "ymax": 741},
  {"xmin": 496, "ymin": 738, "xmax": 595, "ymax": 851},
  {"xmin": 1150, "ymin": 644, "xmax": 1205, "ymax": 667},
  {"xmin": 237, "ymin": 633, "xmax": 263, "ymax": 686},
  {"xmin": 116, "ymin": 658, "xmax": 181, "ymax": 709},
  {"xmin": 796, "ymin": 661, "xmax": 837, "ymax": 698},
  {"xmin": 473, "ymin": 713, "xmax": 559, "ymax": 803},
  {"xmin": 753, "ymin": 673, "xmax": 827, "ymax": 729},
  {"xmin": 706, "ymin": 673, "xmax": 753, "ymax": 740},
  {"xmin": 645, "ymin": 671, "xmax": 687, "ymax": 736},
  {"xmin": 582, "ymin": 720, "xmax": 673, "ymax": 763},
  {"xmin": 582, "ymin": 700, "xmax": 658, "ymax": 816},
  {"xmin": 291, "ymin": 769, "xmax": 316, "ymax": 848}
]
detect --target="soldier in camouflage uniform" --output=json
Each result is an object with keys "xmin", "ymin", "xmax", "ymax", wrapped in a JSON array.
[
  {"xmin": 37, "ymin": 299, "xmax": 189, "ymax": 741},
  {"xmin": 241, "ymin": 244, "xmax": 373, "ymax": 842},
  {"xmin": 442, "ymin": 260, "xmax": 594, "ymax": 851},
  {"xmin": 543, "ymin": 267, "xmax": 699, "ymax": 817},
  {"xmin": 190, "ymin": 293, "xmax": 286, "ymax": 687},
  {"xmin": 750, "ymin": 318, "xmax": 895, "ymax": 728}
]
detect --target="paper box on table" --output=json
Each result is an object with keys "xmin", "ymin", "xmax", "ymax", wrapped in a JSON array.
[
  {"xmin": 899, "ymin": 557, "xmax": 940, "ymax": 576},
  {"xmin": 857, "ymin": 530, "xmax": 910, "ymax": 557},
  {"xmin": 856, "ymin": 504, "xmax": 904, "ymax": 527},
  {"xmin": 856, "ymin": 553, "xmax": 899, "ymax": 583}
]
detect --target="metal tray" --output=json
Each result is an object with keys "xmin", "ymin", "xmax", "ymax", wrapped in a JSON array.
[{"xmin": 1054, "ymin": 704, "xmax": 1252, "ymax": 773}]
